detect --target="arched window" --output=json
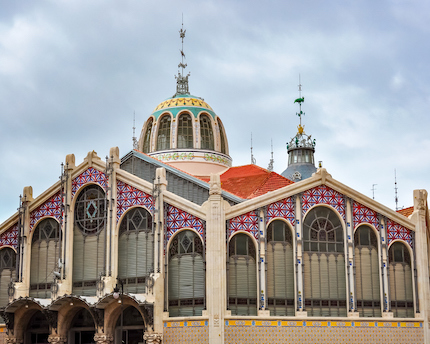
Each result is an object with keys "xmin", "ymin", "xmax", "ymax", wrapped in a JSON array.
[
  {"xmin": 26, "ymin": 310, "xmax": 50, "ymax": 344},
  {"xmin": 118, "ymin": 207, "xmax": 153, "ymax": 293},
  {"xmin": 73, "ymin": 185, "xmax": 106, "ymax": 296},
  {"xmin": 30, "ymin": 218, "xmax": 60, "ymax": 298},
  {"xmin": 168, "ymin": 230, "xmax": 205, "ymax": 316},
  {"xmin": 142, "ymin": 118, "xmax": 153, "ymax": 153},
  {"xmin": 389, "ymin": 242, "xmax": 414, "ymax": 317},
  {"xmin": 303, "ymin": 206, "xmax": 346, "ymax": 316},
  {"xmin": 115, "ymin": 306, "xmax": 145, "ymax": 344},
  {"xmin": 354, "ymin": 225, "xmax": 381, "ymax": 317},
  {"xmin": 217, "ymin": 118, "xmax": 227, "ymax": 154},
  {"xmin": 157, "ymin": 115, "xmax": 171, "ymax": 151},
  {"xmin": 200, "ymin": 114, "xmax": 214, "ymax": 150},
  {"xmin": 69, "ymin": 308, "xmax": 96, "ymax": 344},
  {"xmin": 0, "ymin": 248, "xmax": 15, "ymax": 307},
  {"xmin": 267, "ymin": 220, "xmax": 294, "ymax": 316},
  {"xmin": 177, "ymin": 113, "xmax": 193, "ymax": 149},
  {"xmin": 228, "ymin": 233, "xmax": 257, "ymax": 315}
]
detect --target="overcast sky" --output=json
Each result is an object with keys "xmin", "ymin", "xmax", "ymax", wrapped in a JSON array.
[{"xmin": 1, "ymin": 0, "xmax": 429, "ymax": 224}]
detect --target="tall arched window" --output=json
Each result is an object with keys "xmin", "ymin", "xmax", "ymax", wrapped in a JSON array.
[
  {"xmin": 217, "ymin": 118, "xmax": 227, "ymax": 154},
  {"xmin": 354, "ymin": 225, "xmax": 381, "ymax": 317},
  {"xmin": 168, "ymin": 230, "xmax": 205, "ymax": 316},
  {"xmin": 267, "ymin": 220, "xmax": 294, "ymax": 315},
  {"xmin": 26, "ymin": 310, "xmax": 50, "ymax": 344},
  {"xmin": 118, "ymin": 207, "xmax": 153, "ymax": 293},
  {"xmin": 142, "ymin": 118, "xmax": 153, "ymax": 153},
  {"xmin": 157, "ymin": 115, "xmax": 171, "ymax": 151},
  {"xmin": 115, "ymin": 306, "xmax": 145, "ymax": 343},
  {"xmin": 228, "ymin": 233, "xmax": 257, "ymax": 315},
  {"xmin": 303, "ymin": 206, "xmax": 346, "ymax": 316},
  {"xmin": 0, "ymin": 248, "xmax": 15, "ymax": 307},
  {"xmin": 200, "ymin": 114, "xmax": 214, "ymax": 150},
  {"xmin": 177, "ymin": 113, "xmax": 193, "ymax": 149},
  {"xmin": 30, "ymin": 218, "xmax": 60, "ymax": 298},
  {"xmin": 73, "ymin": 184, "xmax": 106, "ymax": 296},
  {"xmin": 69, "ymin": 308, "xmax": 96, "ymax": 344},
  {"xmin": 389, "ymin": 242, "xmax": 414, "ymax": 317}
]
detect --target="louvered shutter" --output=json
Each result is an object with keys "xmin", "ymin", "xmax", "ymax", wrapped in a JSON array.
[
  {"xmin": 0, "ymin": 269, "xmax": 12, "ymax": 307},
  {"xmin": 118, "ymin": 234, "xmax": 129, "ymax": 280},
  {"xmin": 72, "ymin": 230, "xmax": 84, "ymax": 291},
  {"xmin": 30, "ymin": 243, "xmax": 40, "ymax": 293}
]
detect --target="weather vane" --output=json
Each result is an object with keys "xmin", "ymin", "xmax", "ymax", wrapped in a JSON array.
[{"xmin": 175, "ymin": 15, "xmax": 190, "ymax": 95}]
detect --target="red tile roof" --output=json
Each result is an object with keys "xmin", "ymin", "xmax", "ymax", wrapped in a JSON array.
[
  {"xmin": 397, "ymin": 206, "xmax": 414, "ymax": 218},
  {"xmin": 218, "ymin": 164, "xmax": 293, "ymax": 199}
]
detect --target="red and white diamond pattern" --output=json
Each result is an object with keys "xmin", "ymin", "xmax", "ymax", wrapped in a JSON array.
[
  {"xmin": 229, "ymin": 211, "xmax": 259, "ymax": 239},
  {"xmin": 353, "ymin": 201, "xmax": 379, "ymax": 231},
  {"xmin": 30, "ymin": 191, "xmax": 62, "ymax": 230},
  {"xmin": 72, "ymin": 167, "xmax": 107, "ymax": 197},
  {"xmin": 302, "ymin": 186, "xmax": 345, "ymax": 220},
  {"xmin": 117, "ymin": 180, "xmax": 154, "ymax": 221},
  {"xmin": 267, "ymin": 197, "xmax": 295, "ymax": 226},
  {"xmin": 387, "ymin": 219, "xmax": 413, "ymax": 248},
  {"xmin": 0, "ymin": 224, "xmax": 18, "ymax": 248},
  {"xmin": 166, "ymin": 204, "xmax": 204, "ymax": 241}
]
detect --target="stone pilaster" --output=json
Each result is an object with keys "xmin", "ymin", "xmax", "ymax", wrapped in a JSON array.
[
  {"xmin": 204, "ymin": 173, "xmax": 227, "ymax": 343},
  {"xmin": 410, "ymin": 190, "xmax": 430, "ymax": 342},
  {"xmin": 153, "ymin": 167, "xmax": 167, "ymax": 333}
]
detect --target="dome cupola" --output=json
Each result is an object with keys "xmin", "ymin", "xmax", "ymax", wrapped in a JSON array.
[{"xmin": 137, "ymin": 24, "xmax": 232, "ymax": 177}]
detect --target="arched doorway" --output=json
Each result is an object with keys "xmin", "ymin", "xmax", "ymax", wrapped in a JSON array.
[
  {"xmin": 115, "ymin": 306, "xmax": 145, "ymax": 344},
  {"xmin": 68, "ymin": 308, "xmax": 95, "ymax": 344},
  {"xmin": 25, "ymin": 310, "xmax": 49, "ymax": 344}
]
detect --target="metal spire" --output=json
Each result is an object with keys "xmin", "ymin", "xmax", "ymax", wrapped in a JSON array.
[
  {"xmin": 251, "ymin": 133, "xmax": 256, "ymax": 165},
  {"xmin": 394, "ymin": 169, "xmax": 399, "ymax": 211},
  {"xmin": 294, "ymin": 75, "xmax": 305, "ymax": 133},
  {"xmin": 132, "ymin": 111, "xmax": 138, "ymax": 150},
  {"xmin": 267, "ymin": 139, "xmax": 274, "ymax": 171},
  {"xmin": 174, "ymin": 16, "xmax": 190, "ymax": 96}
]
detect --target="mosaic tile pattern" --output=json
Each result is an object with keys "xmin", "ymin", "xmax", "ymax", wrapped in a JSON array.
[
  {"xmin": 153, "ymin": 97, "xmax": 213, "ymax": 112},
  {"xmin": 229, "ymin": 210, "xmax": 259, "ymax": 239},
  {"xmin": 267, "ymin": 197, "xmax": 295, "ymax": 226},
  {"xmin": 353, "ymin": 201, "xmax": 379, "ymax": 231},
  {"xmin": 387, "ymin": 219, "xmax": 414, "ymax": 248},
  {"xmin": 0, "ymin": 224, "xmax": 18, "ymax": 248},
  {"xmin": 224, "ymin": 320, "xmax": 423, "ymax": 344},
  {"xmin": 302, "ymin": 186, "xmax": 345, "ymax": 220},
  {"xmin": 29, "ymin": 191, "xmax": 62, "ymax": 230},
  {"xmin": 71, "ymin": 167, "xmax": 107, "ymax": 197},
  {"xmin": 116, "ymin": 180, "xmax": 154, "ymax": 221},
  {"xmin": 166, "ymin": 204, "xmax": 204, "ymax": 241},
  {"xmin": 163, "ymin": 320, "xmax": 208, "ymax": 344}
]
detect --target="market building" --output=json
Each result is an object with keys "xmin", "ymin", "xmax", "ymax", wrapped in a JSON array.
[{"xmin": 0, "ymin": 26, "xmax": 429, "ymax": 344}]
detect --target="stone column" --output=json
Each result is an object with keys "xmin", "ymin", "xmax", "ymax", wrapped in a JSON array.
[
  {"xmin": 143, "ymin": 332, "xmax": 163, "ymax": 344},
  {"xmin": 203, "ymin": 174, "xmax": 227, "ymax": 343},
  {"xmin": 295, "ymin": 194, "xmax": 306, "ymax": 316},
  {"xmin": 94, "ymin": 333, "xmax": 113, "ymax": 344},
  {"xmin": 345, "ymin": 198, "xmax": 358, "ymax": 317}
]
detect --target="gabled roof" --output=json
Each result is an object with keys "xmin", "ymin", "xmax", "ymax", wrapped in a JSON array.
[
  {"xmin": 217, "ymin": 164, "xmax": 294, "ymax": 199},
  {"xmin": 397, "ymin": 206, "xmax": 414, "ymax": 218}
]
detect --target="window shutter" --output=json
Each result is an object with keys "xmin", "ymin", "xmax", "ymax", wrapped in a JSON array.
[{"xmin": 0, "ymin": 269, "xmax": 12, "ymax": 307}]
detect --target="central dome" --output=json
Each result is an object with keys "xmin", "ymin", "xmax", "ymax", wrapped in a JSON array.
[{"xmin": 137, "ymin": 93, "xmax": 232, "ymax": 177}]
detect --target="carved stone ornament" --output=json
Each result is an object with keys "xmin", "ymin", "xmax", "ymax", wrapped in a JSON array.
[
  {"xmin": 93, "ymin": 333, "xmax": 113, "ymax": 344},
  {"xmin": 209, "ymin": 174, "xmax": 222, "ymax": 196},
  {"xmin": 47, "ymin": 336, "xmax": 67, "ymax": 344},
  {"xmin": 143, "ymin": 332, "xmax": 163, "ymax": 344},
  {"xmin": 5, "ymin": 338, "xmax": 23, "ymax": 344},
  {"xmin": 0, "ymin": 311, "xmax": 14, "ymax": 332}
]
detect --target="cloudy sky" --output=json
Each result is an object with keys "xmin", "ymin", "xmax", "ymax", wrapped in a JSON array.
[{"xmin": 1, "ymin": 0, "xmax": 429, "ymax": 223}]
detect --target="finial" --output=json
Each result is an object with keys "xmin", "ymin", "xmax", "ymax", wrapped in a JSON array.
[
  {"xmin": 251, "ymin": 133, "xmax": 256, "ymax": 165},
  {"xmin": 394, "ymin": 169, "xmax": 399, "ymax": 211},
  {"xmin": 267, "ymin": 139, "xmax": 274, "ymax": 171},
  {"xmin": 174, "ymin": 15, "xmax": 190, "ymax": 96}
]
